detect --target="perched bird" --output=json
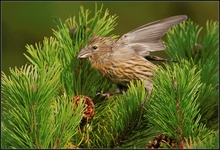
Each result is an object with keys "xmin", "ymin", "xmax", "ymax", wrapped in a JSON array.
[{"xmin": 77, "ymin": 15, "xmax": 188, "ymax": 96}]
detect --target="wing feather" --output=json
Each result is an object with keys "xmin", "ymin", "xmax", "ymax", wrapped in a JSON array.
[{"xmin": 113, "ymin": 15, "xmax": 187, "ymax": 56}]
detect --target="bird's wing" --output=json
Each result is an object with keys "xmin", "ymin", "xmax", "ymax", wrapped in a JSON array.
[{"xmin": 113, "ymin": 15, "xmax": 187, "ymax": 57}]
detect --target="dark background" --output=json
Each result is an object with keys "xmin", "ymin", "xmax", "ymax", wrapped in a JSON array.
[{"xmin": 2, "ymin": 2, "xmax": 219, "ymax": 75}]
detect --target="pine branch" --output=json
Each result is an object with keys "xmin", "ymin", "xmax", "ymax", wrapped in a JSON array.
[
  {"xmin": 144, "ymin": 19, "xmax": 218, "ymax": 148},
  {"xmin": 81, "ymin": 81, "xmax": 148, "ymax": 148},
  {"xmin": 1, "ymin": 64, "xmax": 85, "ymax": 148},
  {"xmin": 146, "ymin": 60, "xmax": 201, "ymax": 144},
  {"xmin": 165, "ymin": 19, "xmax": 218, "ymax": 130}
]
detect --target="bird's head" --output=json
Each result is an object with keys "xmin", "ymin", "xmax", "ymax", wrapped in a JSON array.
[{"xmin": 77, "ymin": 36, "xmax": 115, "ymax": 60}]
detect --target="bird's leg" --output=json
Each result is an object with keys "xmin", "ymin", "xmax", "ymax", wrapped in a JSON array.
[
  {"xmin": 96, "ymin": 92, "xmax": 117, "ymax": 99},
  {"xmin": 96, "ymin": 91, "xmax": 119, "ymax": 99},
  {"xmin": 96, "ymin": 84, "xmax": 128, "ymax": 99},
  {"xmin": 145, "ymin": 55, "xmax": 178, "ymax": 63}
]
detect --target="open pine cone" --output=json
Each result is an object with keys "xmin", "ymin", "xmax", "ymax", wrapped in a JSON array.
[
  {"xmin": 72, "ymin": 95, "xmax": 95, "ymax": 119},
  {"xmin": 146, "ymin": 134, "xmax": 176, "ymax": 148}
]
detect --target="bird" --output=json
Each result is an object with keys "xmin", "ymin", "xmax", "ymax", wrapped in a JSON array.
[{"xmin": 77, "ymin": 15, "xmax": 188, "ymax": 96}]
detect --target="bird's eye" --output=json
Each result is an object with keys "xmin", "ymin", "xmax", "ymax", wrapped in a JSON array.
[{"xmin": 92, "ymin": 46, "xmax": 98, "ymax": 50}]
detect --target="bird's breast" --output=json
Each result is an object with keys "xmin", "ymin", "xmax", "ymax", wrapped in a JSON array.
[{"xmin": 90, "ymin": 55, "xmax": 157, "ymax": 86}]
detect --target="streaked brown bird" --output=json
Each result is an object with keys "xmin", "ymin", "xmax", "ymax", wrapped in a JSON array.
[{"xmin": 78, "ymin": 15, "xmax": 188, "ymax": 95}]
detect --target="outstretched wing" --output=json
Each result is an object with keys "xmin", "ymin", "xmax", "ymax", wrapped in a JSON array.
[{"xmin": 113, "ymin": 15, "xmax": 187, "ymax": 57}]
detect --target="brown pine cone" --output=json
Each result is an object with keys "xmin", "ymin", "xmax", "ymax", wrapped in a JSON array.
[
  {"xmin": 146, "ymin": 134, "xmax": 176, "ymax": 149},
  {"xmin": 72, "ymin": 95, "xmax": 95, "ymax": 119}
]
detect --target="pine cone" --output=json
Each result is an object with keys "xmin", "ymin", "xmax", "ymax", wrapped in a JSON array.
[
  {"xmin": 72, "ymin": 95, "xmax": 95, "ymax": 119},
  {"xmin": 146, "ymin": 134, "xmax": 176, "ymax": 149}
]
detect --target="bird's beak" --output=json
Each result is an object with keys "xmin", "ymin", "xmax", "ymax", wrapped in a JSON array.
[{"xmin": 77, "ymin": 48, "xmax": 91, "ymax": 58}]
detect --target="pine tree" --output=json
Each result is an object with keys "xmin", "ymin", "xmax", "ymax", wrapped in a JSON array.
[{"xmin": 1, "ymin": 4, "xmax": 219, "ymax": 149}]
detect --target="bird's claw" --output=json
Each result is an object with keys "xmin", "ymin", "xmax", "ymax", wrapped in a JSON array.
[
  {"xmin": 96, "ymin": 92, "xmax": 111, "ymax": 99},
  {"xmin": 96, "ymin": 92, "xmax": 119, "ymax": 99}
]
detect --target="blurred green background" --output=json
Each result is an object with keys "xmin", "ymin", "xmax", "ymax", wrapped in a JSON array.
[{"xmin": 2, "ymin": 2, "xmax": 218, "ymax": 75}]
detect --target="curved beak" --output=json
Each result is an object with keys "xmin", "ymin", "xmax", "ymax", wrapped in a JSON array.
[{"xmin": 77, "ymin": 48, "xmax": 91, "ymax": 58}]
